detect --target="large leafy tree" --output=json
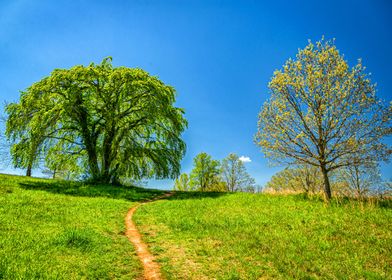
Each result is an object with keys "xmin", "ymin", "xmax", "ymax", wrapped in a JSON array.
[
  {"xmin": 189, "ymin": 152, "xmax": 220, "ymax": 191},
  {"xmin": 255, "ymin": 39, "xmax": 392, "ymax": 200},
  {"xmin": 6, "ymin": 58, "xmax": 187, "ymax": 183},
  {"xmin": 220, "ymin": 153, "xmax": 255, "ymax": 192}
]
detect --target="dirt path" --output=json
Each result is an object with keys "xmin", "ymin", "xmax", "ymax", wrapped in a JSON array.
[{"xmin": 125, "ymin": 193, "xmax": 173, "ymax": 280}]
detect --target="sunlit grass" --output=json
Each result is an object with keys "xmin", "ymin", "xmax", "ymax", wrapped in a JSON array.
[
  {"xmin": 0, "ymin": 173, "xmax": 164, "ymax": 279},
  {"xmin": 1, "ymin": 173, "xmax": 390, "ymax": 279},
  {"xmin": 135, "ymin": 192, "xmax": 392, "ymax": 279}
]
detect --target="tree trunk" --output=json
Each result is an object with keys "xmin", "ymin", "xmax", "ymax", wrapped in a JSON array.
[
  {"xmin": 102, "ymin": 127, "xmax": 115, "ymax": 183},
  {"xmin": 26, "ymin": 164, "xmax": 32, "ymax": 177},
  {"xmin": 320, "ymin": 165, "xmax": 332, "ymax": 201},
  {"xmin": 81, "ymin": 129, "xmax": 100, "ymax": 182},
  {"xmin": 88, "ymin": 151, "xmax": 100, "ymax": 181},
  {"xmin": 75, "ymin": 94, "xmax": 101, "ymax": 183}
]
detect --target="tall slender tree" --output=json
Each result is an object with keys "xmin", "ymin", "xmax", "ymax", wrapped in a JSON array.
[{"xmin": 221, "ymin": 153, "xmax": 255, "ymax": 192}]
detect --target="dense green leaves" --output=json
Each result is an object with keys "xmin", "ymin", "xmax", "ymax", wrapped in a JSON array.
[
  {"xmin": 6, "ymin": 58, "xmax": 187, "ymax": 183},
  {"xmin": 173, "ymin": 173, "xmax": 193, "ymax": 191},
  {"xmin": 189, "ymin": 152, "xmax": 220, "ymax": 191}
]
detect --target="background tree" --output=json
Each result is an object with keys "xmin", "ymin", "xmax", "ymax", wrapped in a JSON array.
[
  {"xmin": 295, "ymin": 164, "xmax": 323, "ymax": 194},
  {"xmin": 189, "ymin": 152, "xmax": 220, "ymax": 191},
  {"xmin": 174, "ymin": 173, "xmax": 192, "ymax": 191},
  {"xmin": 255, "ymin": 38, "xmax": 392, "ymax": 200},
  {"xmin": 265, "ymin": 165, "xmax": 322, "ymax": 194},
  {"xmin": 221, "ymin": 153, "xmax": 256, "ymax": 192},
  {"xmin": 379, "ymin": 180, "xmax": 392, "ymax": 198},
  {"xmin": 336, "ymin": 161, "xmax": 381, "ymax": 199},
  {"xmin": 6, "ymin": 58, "xmax": 187, "ymax": 183},
  {"xmin": 265, "ymin": 168, "xmax": 295, "ymax": 193}
]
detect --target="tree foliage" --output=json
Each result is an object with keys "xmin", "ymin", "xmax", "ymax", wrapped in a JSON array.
[
  {"xmin": 265, "ymin": 165, "xmax": 323, "ymax": 194},
  {"xmin": 6, "ymin": 58, "xmax": 187, "ymax": 183},
  {"xmin": 255, "ymin": 38, "xmax": 392, "ymax": 200},
  {"xmin": 5, "ymin": 102, "xmax": 46, "ymax": 176},
  {"xmin": 221, "ymin": 153, "xmax": 255, "ymax": 192},
  {"xmin": 175, "ymin": 152, "xmax": 257, "ymax": 192},
  {"xmin": 189, "ymin": 152, "xmax": 220, "ymax": 191},
  {"xmin": 336, "ymin": 162, "xmax": 381, "ymax": 199},
  {"xmin": 0, "ymin": 114, "xmax": 11, "ymax": 169},
  {"xmin": 174, "ymin": 173, "xmax": 192, "ymax": 191},
  {"xmin": 43, "ymin": 144, "xmax": 84, "ymax": 180}
]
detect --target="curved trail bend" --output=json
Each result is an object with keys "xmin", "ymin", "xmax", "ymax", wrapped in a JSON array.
[{"xmin": 125, "ymin": 193, "xmax": 173, "ymax": 280}]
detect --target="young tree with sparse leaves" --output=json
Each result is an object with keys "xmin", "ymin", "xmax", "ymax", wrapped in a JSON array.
[
  {"xmin": 256, "ymin": 38, "xmax": 392, "ymax": 200},
  {"xmin": 221, "ymin": 153, "xmax": 255, "ymax": 192},
  {"xmin": 337, "ymin": 161, "xmax": 381, "ymax": 199}
]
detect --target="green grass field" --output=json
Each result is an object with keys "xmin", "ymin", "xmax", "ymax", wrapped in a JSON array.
[
  {"xmin": 134, "ymin": 192, "xmax": 392, "ymax": 279},
  {"xmin": 0, "ymin": 174, "xmax": 164, "ymax": 279},
  {"xmin": 1, "ymin": 174, "xmax": 391, "ymax": 279}
]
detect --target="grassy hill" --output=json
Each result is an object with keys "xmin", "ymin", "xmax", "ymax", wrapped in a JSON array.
[
  {"xmin": 134, "ymin": 192, "xmax": 392, "ymax": 279},
  {"xmin": 0, "ymin": 174, "xmax": 164, "ymax": 279},
  {"xmin": 1, "ymin": 174, "xmax": 391, "ymax": 279}
]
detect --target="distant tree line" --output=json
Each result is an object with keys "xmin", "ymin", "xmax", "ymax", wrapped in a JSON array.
[
  {"xmin": 265, "ymin": 163, "xmax": 391, "ymax": 199},
  {"xmin": 174, "ymin": 152, "xmax": 259, "ymax": 192}
]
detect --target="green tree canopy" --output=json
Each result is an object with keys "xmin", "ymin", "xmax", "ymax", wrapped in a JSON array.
[
  {"xmin": 6, "ymin": 58, "xmax": 187, "ymax": 183},
  {"xmin": 189, "ymin": 152, "xmax": 220, "ymax": 191},
  {"xmin": 255, "ymin": 38, "xmax": 392, "ymax": 200},
  {"xmin": 173, "ymin": 173, "xmax": 192, "ymax": 191}
]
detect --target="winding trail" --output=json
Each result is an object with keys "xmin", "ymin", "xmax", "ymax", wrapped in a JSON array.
[{"xmin": 125, "ymin": 193, "xmax": 173, "ymax": 280}]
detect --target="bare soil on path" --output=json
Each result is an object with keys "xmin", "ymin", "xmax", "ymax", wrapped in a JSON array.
[{"xmin": 125, "ymin": 192, "xmax": 173, "ymax": 280}]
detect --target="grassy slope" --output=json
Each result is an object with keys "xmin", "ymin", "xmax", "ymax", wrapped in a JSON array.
[
  {"xmin": 0, "ymin": 174, "xmax": 164, "ymax": 279},
  {"xmin": 134, "ymin": 192, "xmax": 392, "ymax": 280}
]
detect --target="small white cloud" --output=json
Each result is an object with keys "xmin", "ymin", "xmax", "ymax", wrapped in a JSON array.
[{"xmin": 239, "ymin": 156, "xmax": 251, "ymax": 163}]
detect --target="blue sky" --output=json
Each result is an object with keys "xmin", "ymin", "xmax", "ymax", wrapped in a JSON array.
[{"xmin": 1, "ymin": 0, "xmax": 391, "ymax": 189}]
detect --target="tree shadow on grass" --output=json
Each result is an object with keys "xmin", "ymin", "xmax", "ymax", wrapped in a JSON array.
[
  {"xmin": 168, "ymin": 191, "xmax": 230, "ymax": 201},
  {"xmin": 18, "ymin": 180, "xmax": 166, "ymax": 202},
  {"xmin": 17, "ymin": 179, "xmax": 229, "ymax": 202}
]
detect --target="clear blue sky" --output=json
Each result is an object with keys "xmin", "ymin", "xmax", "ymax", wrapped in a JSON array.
[{"xmin": 1, "ymin": 0, "xmax": 391, "ymax": 189}]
